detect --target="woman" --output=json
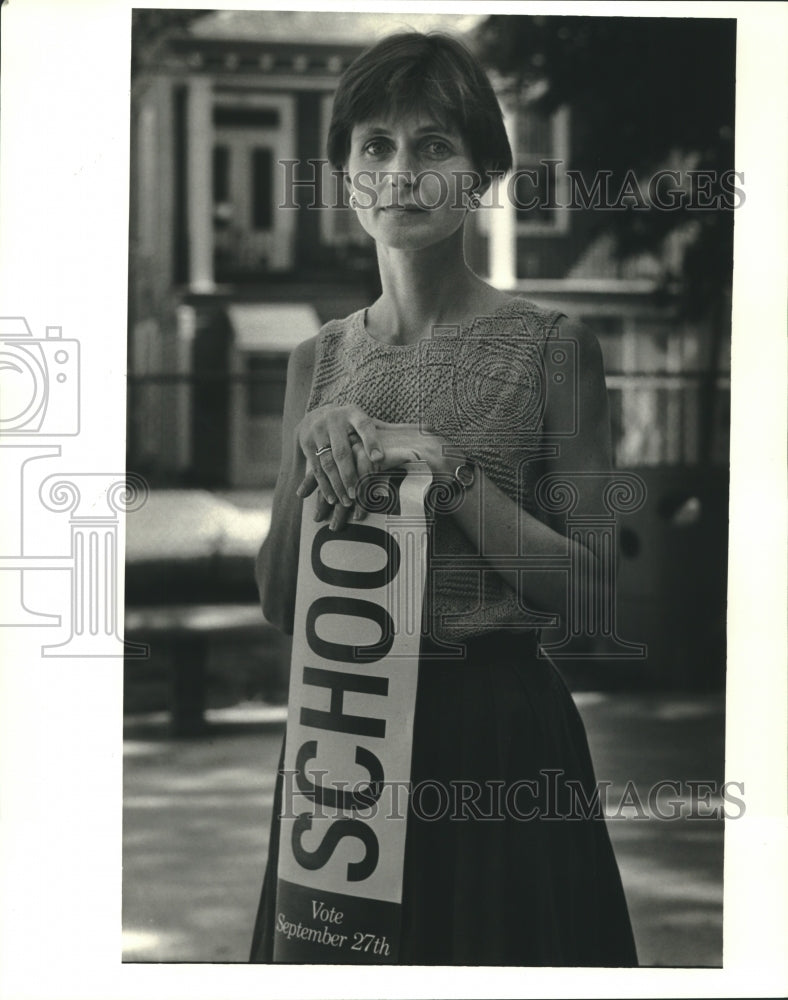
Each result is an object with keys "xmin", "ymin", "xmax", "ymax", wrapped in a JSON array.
[{"xmin": 250, "ymin": 31, "xmax": 637, "ymax": 966}]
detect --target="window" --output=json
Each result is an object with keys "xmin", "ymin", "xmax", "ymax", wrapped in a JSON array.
[
  {"xmin": 213, "ymin": 145, "xmax": 229, "ymax": 203},
  {"xmin": 213, "ymin": 106, "xmax": 280, "ymax": 129},
  {"xmin": 512, "ymin": 105, "xmax": 570, "ymax": 236},
  {"xmin": 251, "ymin": 148, "xmax": 273, "ymax": 231},
  {"xmin": 319, "ymin": 94, "xmax": 371, "ymax": 248}
]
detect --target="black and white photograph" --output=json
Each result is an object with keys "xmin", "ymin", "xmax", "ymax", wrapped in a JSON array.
[{"xmin": 0, "ymin": 1, "xmax": 786, "ymax": 998}]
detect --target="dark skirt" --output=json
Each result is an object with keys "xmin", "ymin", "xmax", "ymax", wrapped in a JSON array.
[{"xmin": 250, "ymin": 631, "xmax": 638, "ymax": 966}]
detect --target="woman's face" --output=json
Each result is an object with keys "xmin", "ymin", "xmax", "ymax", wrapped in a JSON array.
[{"xmin": 344, "ymin": 111, "xmax": 480, "ymax": 251}]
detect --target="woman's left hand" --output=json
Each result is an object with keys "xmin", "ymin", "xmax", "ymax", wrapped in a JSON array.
[{"xmin": 298, "ymin": 421, "xmax": 451, "ymax": 530}]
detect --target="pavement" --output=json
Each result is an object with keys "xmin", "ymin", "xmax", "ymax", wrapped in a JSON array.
[
  {"xmin": 122, "ymin": 689, "xmax": 726, "ymax": 968},
  {"xmin": 126, "ymin": 488, "xmax": 274, "ymax": 560},
  {"xmin": 125, "ymin": 489, "xmax": 273, "ymax": 604},
  {"xmin": 123, "ymin": 489, "xmax": 726, "ymax": 965}
]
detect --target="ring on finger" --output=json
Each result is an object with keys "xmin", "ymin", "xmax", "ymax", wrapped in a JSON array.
[{"xmin": 315, "ymin": 444, "xmax": 332, "ymax": 457}]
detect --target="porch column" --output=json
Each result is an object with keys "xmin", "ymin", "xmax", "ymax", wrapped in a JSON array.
[
  {"xmin": 187, "ymin": 76, "xmax": 215, "ymax": 293},
  {"xmin": 488, "ymin": 101, "xmax": 517, "ymax": 290},
  {"xmin": 174, "ymin": 304, "xmax": 196, "ymax": 473}
]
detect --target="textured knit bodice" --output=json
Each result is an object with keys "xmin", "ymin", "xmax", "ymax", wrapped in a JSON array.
[{"xmin": 307, "ymin": 297, "xmax": 566, "ymax": 642}]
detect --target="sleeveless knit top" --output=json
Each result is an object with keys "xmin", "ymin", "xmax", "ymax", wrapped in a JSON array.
[{"xmin": 307, "ymin": 297, "xmax": 566, "ymax": 643}]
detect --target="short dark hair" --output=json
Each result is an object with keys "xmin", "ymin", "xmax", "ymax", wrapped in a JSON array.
[{"xmin": 327, "ymin": 31, "xmax": 513, "ymax": 188}]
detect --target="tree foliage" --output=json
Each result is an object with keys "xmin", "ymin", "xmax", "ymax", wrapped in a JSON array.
[
  {"xmin": 475, "ymin": 15, "xmax": 736, "ymax": 319},
  {"xmin": 131, "ymin": 9, "xmax": 212, "ymax": 74}
]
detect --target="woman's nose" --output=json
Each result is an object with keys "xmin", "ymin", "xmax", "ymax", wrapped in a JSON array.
[{"xmin": 386, "ymin": 147, "xmax": 417, "ymax": 187}]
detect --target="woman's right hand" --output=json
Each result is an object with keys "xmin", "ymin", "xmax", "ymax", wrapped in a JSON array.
[{"xmin": 295, "ymin": 404, "xmax": 384, "ymax": 508}]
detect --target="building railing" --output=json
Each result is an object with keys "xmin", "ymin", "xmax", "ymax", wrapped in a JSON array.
[{"xmin": 127, "ymin": 370, "xmax": 730, "ymax": 488}]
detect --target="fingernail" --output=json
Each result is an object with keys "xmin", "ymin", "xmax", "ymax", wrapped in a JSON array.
[
  {"xmin": 296, "ymin": 485, "xmax": 305, "ymax": 498},
  {"xmin": 351, "ymin": 506, "xmax": 362, "ymax": 521},
  {"xmin": 348, "ymin": 485, "xmax": 356, "ymax": 500},
  {"xmin": 327, "ymin": 495, "xmax": 336, "ymax": 504},
  {"xmin": 341, "ymin": 497, "xmax": 352, "ymax": 508},
  {"xmin": 371, "ymin": 449, "xmax": 383, "ymax": 461}
]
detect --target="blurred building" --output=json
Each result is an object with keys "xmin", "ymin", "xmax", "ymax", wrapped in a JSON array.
[
  {"xmin": 127, "ymin": 10, "xmax": 730, "ymax": 686},
  {"xmin": 129, "ymin": 11, "xmax": 486, "ymax": 486}
]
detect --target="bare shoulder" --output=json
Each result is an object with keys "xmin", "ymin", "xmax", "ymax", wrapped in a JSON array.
[
  {"xmin": 474, "ymin": 282, "xmax": 517, "ymax": 315},
  {"xmin": 286, "ymin": 334, "xmax": 319, "ymax": 396},
  {"xmin": 551, "ymin": 316, "xmax": 602, "ymax": 354},
  {"xmin": 289, "ymin": 334, "xmax": 318, "ymax": 373},
  {"xmin": 543, "ymin": 314, "xmax": 610, "ymax": 451},
  {"xmin": 548, "ymin": 316, "xmax": 606, "ymax": 384}
]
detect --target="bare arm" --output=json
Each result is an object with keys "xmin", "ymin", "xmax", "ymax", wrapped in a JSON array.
[
  {"xmin": 255, "ymin": 337, "xmax": 316, "ymax": 633},
  {"xmin": 345, "ymin": 320, "xmax": 612, "ymax": 618},
  {"xmin": 289, "ymin": 318, "xmax": 614, "ymax": 622},
  {"xmin": 443, "ymin": 319, "xmax": 613, "ymax": 617}
]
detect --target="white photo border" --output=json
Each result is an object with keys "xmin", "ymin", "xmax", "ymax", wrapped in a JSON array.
[{"xmin": 0, "ymin": 1, "xmax": 786, "ymax": 998}]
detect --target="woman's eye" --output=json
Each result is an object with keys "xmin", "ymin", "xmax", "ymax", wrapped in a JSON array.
[
  {"xmin": 362, "ymin": 139, "xmax": 391, "ymax": 157},
  {"xmin": 424, "ymin": 140, "xmax": 451, "ymax": 157}
]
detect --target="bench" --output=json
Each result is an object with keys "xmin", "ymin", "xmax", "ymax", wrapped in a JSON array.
[{"xmin": 124, "ymin": 603, "xmax": 279, "ymax": 736}]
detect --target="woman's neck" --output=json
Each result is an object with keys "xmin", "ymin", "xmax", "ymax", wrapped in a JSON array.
[{"xmin": 368, "ymin": 231, "xmax": 500, "ymax": 346}]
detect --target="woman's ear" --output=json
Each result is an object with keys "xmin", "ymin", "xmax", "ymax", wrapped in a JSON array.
[
  {"xmin": 342, "ymin": 171, "xmax": 356, "ymax": 209},
  {"xmin": 464, "ymin": 173, "xmax": 491, "ymax": 211},
  {"xmin": 475, "ymin": 173, "xmax": 492, "ymax": 199},
  {"xmin": 342, "ymin": 171, "xmax": 358, "ymax": 210}
]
